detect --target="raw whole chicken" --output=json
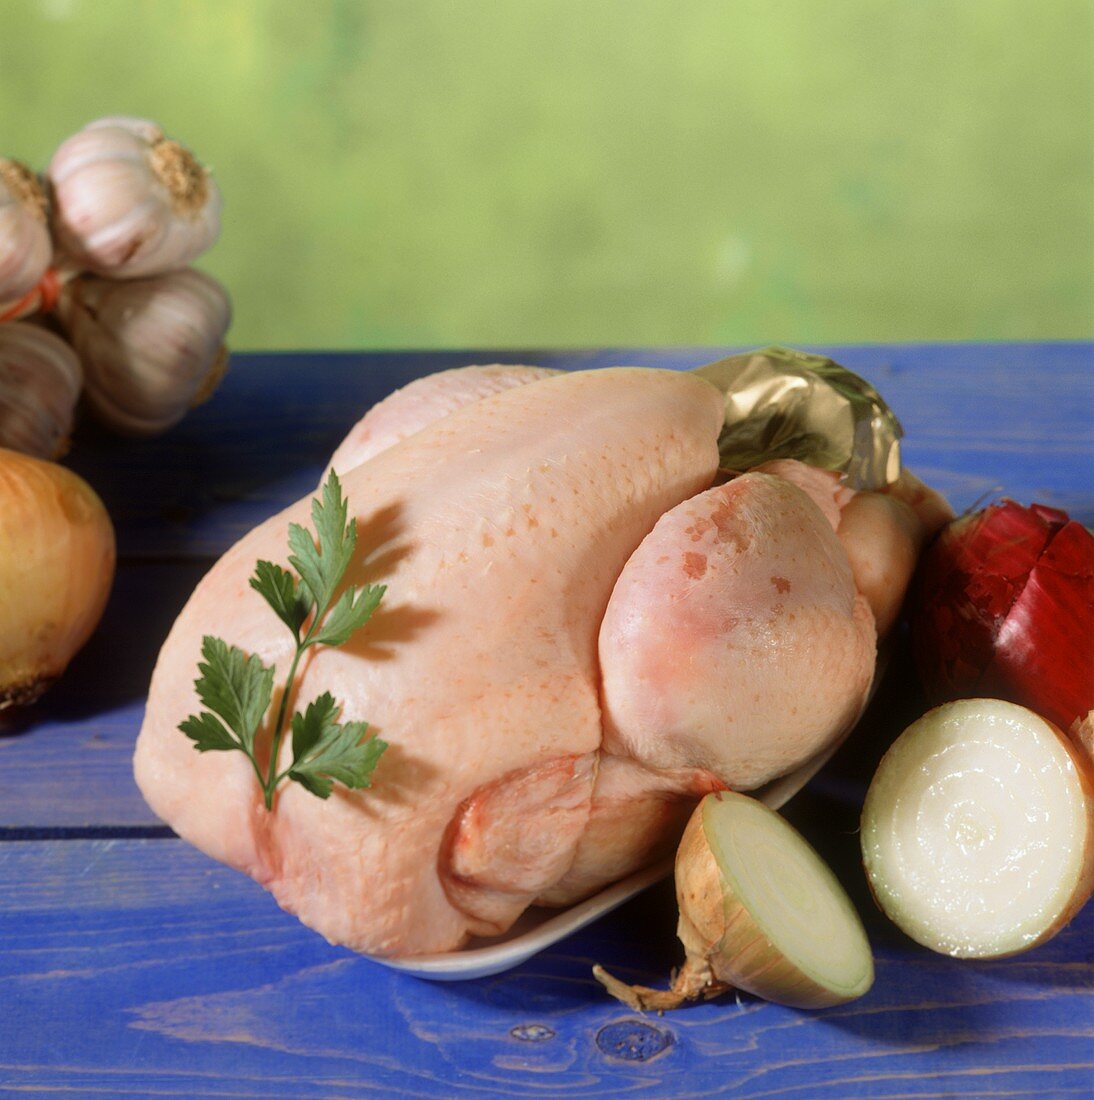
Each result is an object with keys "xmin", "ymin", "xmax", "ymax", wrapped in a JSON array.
[{"xmin": 134, "ymin": 364, "xmax": 949, "ymax": 956}]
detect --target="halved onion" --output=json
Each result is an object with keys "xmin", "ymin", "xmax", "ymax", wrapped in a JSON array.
[
  {"xmin": 594, "ymin": 791, "xmax": 874, "ymax": 1010},
  {"xmin": 861, "ymin": 699, "xmax": 1094, "ymax": 958}
]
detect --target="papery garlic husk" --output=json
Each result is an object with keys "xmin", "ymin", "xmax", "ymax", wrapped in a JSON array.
[
  {"xmin": 56, "ymin": 268, "xmax": 231, "ymax": 436},
  {"xmin": 0, "ymin": 448, "xmax": 115, "ymax": 709},
  {"xmin": 0, "ymin": 159, "xmax": 52, "ymax": 301},
  {"xmin": 595, "ymin": 792, "xmax": 874, "ymax": 1011},
  {"xmin": 0, "ymin": 323, "xmax": 82, "ymax": 459},
  {"xmin": 48, "ymin": 116, "xmax": 222, "ymax": 279}
]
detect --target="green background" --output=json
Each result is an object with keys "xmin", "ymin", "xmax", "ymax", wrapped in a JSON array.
[{"xmin": 3, "ymin": 0, "xmax": 1091, "ymax": 349}]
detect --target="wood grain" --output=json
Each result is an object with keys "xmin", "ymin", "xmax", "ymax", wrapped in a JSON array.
[
  {"xmin": 0, "ymin": 839, "xmax": 1090, "ymax": 1099},
  {"xmin": 0, "ymin": 563, "xmax": 206, "ymax": 830},
  {"xmin": 58, "ymin": 344, "xmax": 1094, "ymax": 562},
  {"xmin": 1, "ymin": 345, "xmax": 1091, "ymax": 1097}
]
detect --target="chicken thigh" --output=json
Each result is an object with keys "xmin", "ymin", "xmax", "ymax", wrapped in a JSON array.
[
  {"xmin": 599, "ymin": 472, "xmax": 876, "ymax": 790},
  {"xmin": 548, "ymin": 460, "xmax": 949, "ymax": 907}
]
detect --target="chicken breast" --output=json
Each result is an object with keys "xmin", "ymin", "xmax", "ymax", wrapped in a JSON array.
[
  {"xmin": 328, "ymin": 363, "xmax": 560, "ymax": 475},
  {"xmin": 134, "ymin": 367, "xmax": 724, "ymax": 955}
]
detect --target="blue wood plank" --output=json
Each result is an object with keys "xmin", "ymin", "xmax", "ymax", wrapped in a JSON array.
[
  {"xmin": 61, "ymin": 343, "xmax": 1094, "ymax": 561},
  {"xmin": 0, "ymin": 562, "xmax": 207, "ymax": 829},
  {"xmin": 0, "ymin": 837, "xmax": 1090, "ymax": 1099},
  {"xmin": 3, "ymin": 344, "xmax": 1092, "ymax": 834},
  {"xmin": 2, "ymin": 346, "xmax": 1092, "ymax": 1096}
]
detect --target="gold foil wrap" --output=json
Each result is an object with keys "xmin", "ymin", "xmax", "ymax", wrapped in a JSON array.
[{"xmin": 692, "ymin": 346, "xmax": 903, "ymax": 490}]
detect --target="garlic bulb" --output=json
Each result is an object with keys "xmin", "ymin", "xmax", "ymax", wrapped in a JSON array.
[
  {"xmin": 0, "ymin": 323, "xmax": 82, "ymax": 459},
  {"xmin": 56, "ymin": 268, "xmax": 231, "ymax": 436},
  {"xmin": 0, "ymin": 448, "xmax": 115, "ymax": 710},
  {"xmin": 0, "ymin": 158, "xmax": 52, "ymax": 301},
  {"xmin": 48, "ymin": 117, "xmax": 222, "ymax": 279}
]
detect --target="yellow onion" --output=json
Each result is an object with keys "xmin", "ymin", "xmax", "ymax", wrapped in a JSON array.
[
  {"xmin": 0, "ymin": 449, "xmax": 115, "ymax": 709},
  {"xmin": 595, "ymin": 791, "xmax": 874, "ymax": 1010}
]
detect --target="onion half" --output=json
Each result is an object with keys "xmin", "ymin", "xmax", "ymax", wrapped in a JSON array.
[
  {"xmin": 861, "ymin": 699, "xmax": 1094, "ymax": 958},
  {"xmin": 594, "ymin": 791, "xmax": 874, "ymax": 1010}
]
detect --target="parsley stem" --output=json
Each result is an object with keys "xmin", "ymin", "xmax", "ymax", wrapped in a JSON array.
[
  {"xmin": 246, "ymin": 748, "xmax": 269, "ymax": 794},
  {"xmin": 263, "ymin": 634, "xmax": 307, "ymax": 809},
  {"xmin": 181, "ymin": 472, "xmax": 387, "ymax": 811}
]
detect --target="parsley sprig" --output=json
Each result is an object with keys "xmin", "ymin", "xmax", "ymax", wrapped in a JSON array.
[{"xmin": 179, "ymin": 471, "xmax": 388, "ymax": 809}]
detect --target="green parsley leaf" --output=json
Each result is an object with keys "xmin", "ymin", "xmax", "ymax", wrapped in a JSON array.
[
  {"xmin": 179, "ymin": 711, "xmax": 239, "ymax": 752},
  {"xmin": 179, "ymin": 472, "xmax": 389, "ymax": 811},
  {"xmin": 289, "ymin": 713, "xmax": 387, "ymax": 800},
  {"xmin": 250, "ymin": 560, "xmax": 312, "ymax": 637},
  {"xmin": 287, "ymin": 471, "xmax": 357, "ymax": 612},
  {"xmin": 309, "ymin": 583, "xmax": 386, "ymax": 649},
  {"xmin": 290, "ymin": 691, "xmax": 341, "ymax": 761},
  {"xmin": 189, "ymin": 636, "xmax": 274, "ymax": 754},
  {"xmin": 286, "ymin": 521, "xmax": 327, "ymax": 613}
]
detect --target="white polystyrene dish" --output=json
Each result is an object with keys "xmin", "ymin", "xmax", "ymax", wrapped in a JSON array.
[{"xmin": 373, "ymin": 703, "xmax": 870, "ymax": 980}]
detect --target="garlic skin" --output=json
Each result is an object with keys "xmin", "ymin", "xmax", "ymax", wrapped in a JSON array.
[
  {"xmin": 48, "ymin": 117, "xmax": 222, "ymax": 279},
  {"xmin": 0, "ymin": 159, "xmax": 52, "ymax": 301},
  {"xmin": 56, "ymin": 268, "xmax": 231, "ymax": 436},
  {"xmin": 0, "ymin": 323, "xmax": 82, "ymax": 459},
  {"xmin": 0, "ymin": 448, "xmax": 115, "ymax": 710}
]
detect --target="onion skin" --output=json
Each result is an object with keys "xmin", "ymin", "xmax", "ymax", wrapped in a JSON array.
[
  {"xmin": 0, "ymin": 449, "xmax": 115, "ymax": 709},
  {"xmin": 912, "ymin": 500, "xmax": 1094, "ymax": 732}
]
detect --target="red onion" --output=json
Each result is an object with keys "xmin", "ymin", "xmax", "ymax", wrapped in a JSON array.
[{"xmin": 911, "ymin": 500, "xmax": 1093, "ymax": 733}]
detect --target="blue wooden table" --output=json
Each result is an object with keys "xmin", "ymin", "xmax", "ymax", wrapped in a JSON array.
[{"xmin": 1, "ymin": 345, "xmax": 1091, "ymax": 1099}]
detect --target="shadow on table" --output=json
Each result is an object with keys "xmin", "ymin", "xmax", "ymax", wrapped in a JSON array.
[
  {"xmin": 0, "ymin": 559, "xmax": 210, "ymax": 737},
  {"xmin": 61, "ymin": 351, "xmax": 499, "ymax": 560}
]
